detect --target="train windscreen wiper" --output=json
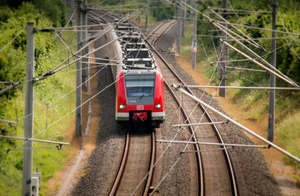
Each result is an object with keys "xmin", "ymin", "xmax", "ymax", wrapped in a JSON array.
[{"xmin": 139, "ymin": 88, "xmax": 152, "ymax": 100}]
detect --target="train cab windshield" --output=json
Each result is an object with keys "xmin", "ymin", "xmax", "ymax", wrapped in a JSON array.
[{"xmin": 124, "ymin": 72, "xmax": 156, "ymax": 105}]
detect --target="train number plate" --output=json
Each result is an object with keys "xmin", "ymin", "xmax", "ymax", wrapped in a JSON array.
[{"xmin": 137, "ymin": 105, "xmax": 144, "ymax": 110}]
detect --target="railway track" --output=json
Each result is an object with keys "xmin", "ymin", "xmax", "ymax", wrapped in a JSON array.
[
  {"xmin": 145, "ymin": 21, "xmax": 238, "ymax": 195},
  {"xmin": 72, "ymin": 7, "xmax": 282, "ymax": 196},
  {"xmin": 88, "ymin": 7, "xmax": 119, "ymax": 23},
  {"xmin": 89, "ymin": 10, "xmax": 158, "ymax": 196},
  {"xmin": 87, "ymin": 9, "xmax": 237, "ymax": 195},
  {"xmin": 109, "ymin": 129, "xmax": 156, "ymax": 196}
]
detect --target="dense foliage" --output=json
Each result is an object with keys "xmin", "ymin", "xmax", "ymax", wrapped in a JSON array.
[
  {"xmin": 196, "ymin": 0, "xmax": 300, "ymax": 112},
  {"xmin": 197, "ymin": 0, "xmax": 300, "ymax": 86},
  {"xmin": 95, "ymin": 0, "xmax": 175, "ymax": 21},
  {"xmin": 0, "ymin": 1, "xmax": 74, "ymax": 194},
  {"xmin": 0, "ymin": 2, "xmax": 53, "ymax": 143},
  {"xmin": 0, "ymin": 0, "xmax": 66, "ymax": 27}
]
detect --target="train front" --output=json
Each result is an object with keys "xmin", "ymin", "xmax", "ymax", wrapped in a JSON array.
[{"xmin": 116, "ymin": 69, "xmax": 165, "ymax": 126}]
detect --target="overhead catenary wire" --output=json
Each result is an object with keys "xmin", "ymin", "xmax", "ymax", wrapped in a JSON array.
[
  {"xmin": 208, "ymin": 7, "xmax": 266, "ymax": 51},
  {"xmin": 50, "ymin": 7, "xmax": 77, "ymax": 40},
  {"xmin": 8, "ymin": 52, "xmax": 121, "ymax": 153},
  {"xmin": 172, "ymin": 84, "xmax": 300, "ymax": 163},
  {"xmin": 216, "ymin": 20, "xmax": 300, "ymax": 37},
  {"xmin": 222, "ymin": 39, "xmax": 299, "ymax": 87},
  {"xmin": 21, "ymin": 31, "xmax": 150, "ymax": 126},
  {"xmin": 38, "ymin": 25, "xmax": 116, "ymax": 80},
  {"xmin": 135, "ymin": 19, "xmax": 231, "ymax": 195},
  {"xmin": 55, "ymin": 31, "xmax": 75, "ymax": 57},
  {"xmin": 0, "ymin": 135, "xmax": 69, "ymax": 146},
  {"xmin": 211, "ymin": 7, "xmax": 271, "ymax": 14},
  {"xmin": 225, "ymin": 66, "xmax": 267, "ymax": 72},
  {"xmin": 0, "ymin": 81, "xmax": 22, "ymax": 95},
  {"xmin": 6, "ymin": 11, "xmax": 134, "ymax": 130},
  {"xmin": 181, "ymin": 85, "xmax": 300, "ymax": 90},
  {"xmin": 141, "ymin": 4, "xmax": 300, "ymax": 185},
  {"xmin": 32, "ymin": 66, "xmax": 125, "ymax": 140},
  {"xmin": 199, "ymin": 35, "xmax": 299, "ymax": 40},
  {"xmin": 197, "ymin": 4, "xmax": 299, "ymax": 87},
  {"xmin": 158, "ymin": 0, "xmax": 296, "ymax": 185},
  {"xmin": 172, "ymin": 0, "xmax": 299, "ymax": 87},
  {"xmin": 239, "ymin": 75, "xmax": 300, "ymax": 107},
  {"xmin": 3, "ymin": 24, "xmax": 100, "ymax": 77},
  {"xmin": 0, "ymin": 119, "xmax": 17, "ymax": 124},
  {"xmin": 157, "ymin": 139, "xmax": 268, "ymax": 148},
  {"xmin": 278, "ymin": 13, "xmax": 300, "ymax": 60},
  {"xmin": 54, "ymin": 23, "xmax": 111, "ymax": 30},
  {"xmin": 1, "ymin": 9, "xmax": 141, "ymax": 156},
  {"xmin": 132, "ymin": 10, "xmax": 251, "ymax": 194},
  {"xmin": 48, "ymin": 32, "xmax": 128, "ymax": 76}
]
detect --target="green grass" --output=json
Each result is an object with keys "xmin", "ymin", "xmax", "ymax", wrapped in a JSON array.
[
  {"xmin": 0, "ymin": 30, "xmax": 77, "ymax": 195},
  {"xmin": 276, "ymin": 111, "xmax": 300, "ymax": 169}
]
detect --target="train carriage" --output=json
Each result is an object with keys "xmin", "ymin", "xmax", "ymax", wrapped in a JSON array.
[{"xmin": 112, "ymin": 21, "xmax": 165, "ymax": 126}]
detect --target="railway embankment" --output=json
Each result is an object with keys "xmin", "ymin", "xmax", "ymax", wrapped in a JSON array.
[{"xmin": 175, "ymin": 54, "xmax": 300, "ymax": 195}]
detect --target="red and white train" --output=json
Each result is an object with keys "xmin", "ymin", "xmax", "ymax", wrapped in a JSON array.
[{"xmin": 110, "ymin": 21, "xmax": 165, "ymax": 126}]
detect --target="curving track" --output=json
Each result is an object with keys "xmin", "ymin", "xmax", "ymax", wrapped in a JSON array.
[
  {"xmin": 146, "ymin": 20, "xmax": 238, "ymax": 196},
  {"xmin": 69, "ymin": 6, "xmax": 282, "ymax": 196}
]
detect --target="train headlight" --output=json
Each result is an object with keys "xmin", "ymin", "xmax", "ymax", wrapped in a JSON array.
[
  {"xmin": 154, "ymin": 104, "xmax": 161, "ymax": 109},
  {"xmin": 119, "ymin": 104, "xmax": 126, "ymax": 109}
]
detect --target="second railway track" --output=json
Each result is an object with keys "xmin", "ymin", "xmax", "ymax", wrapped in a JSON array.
[
  {"xmin": 146, "ymin": 20, "xmax": 238, "ymax": 196},
  {"xmin": 71, "ymin": 7, "xmax": 282, "ymax": 196}
]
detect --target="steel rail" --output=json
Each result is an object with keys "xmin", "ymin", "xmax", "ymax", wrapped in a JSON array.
[
  {"xmin": 146, "ymin": 20, "xmax": 177, "ymax": 45},
  {"xmin": 109, "ymin": 131, "xmax": 130, "ymax": 196},
  {"xmin": 90, "ymin": 11, "xmax": 130, "ymax": 196},
  {"xmin": 143, "ymin": 130, "xmax": 156, "ymax": 196},
  {"xmin": 146, "ymin": 21, "xmax": 238, "ymax": 195},
  {"xmin": 92, "ymin": 11, "xmax": 157, "ymax": 196},
  {"xmin": 146, "ymin": 21, "xmax": 204, "ymax": 196},
  {"xmin": 164, "ymin": 80, "xmax": 204, "ymax": 196},
  {"xmin": 89, "ymin": 9, "xmax": 117, "ymax": 23}
]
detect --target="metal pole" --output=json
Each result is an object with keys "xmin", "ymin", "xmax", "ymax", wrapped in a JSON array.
[
  {"xmin": 22, "ymin": 21, "xmax": 34, "ymax": 196},
  {"xmin": 268, "ymin": 1, "xmax": 277, "ymax": 142},
  {"xmin": 177, "ymin": 1, "xmax": 181, "ymax": 52},
  {"xmin": 182, "ymin": 0, "xmax": 186, "ymax": 37},
  {"xmin": 70, "ymin": 0, "xmax": 74, "ymax": 9},
  {"xmin": 136, "ymin": 0, "xmax": 138, "ymax": 23},
  {"xmin": 219, "ymin": 0, "xmax": 227, "ymax": 97},
  {"xmin": 172, "ymin": 84, "xmax": 300, "ymax": 163},
  {"xmin": 146, "ymin": 0, "xmax": 149, "ymax": 31},
  {"xmin": 82, "ymin": 0, "xmax": 87, "ymax": 91},
  {"xmin": 192, "ymin": 0, "xmax": 197, "ymax": 69},
  {"xmin": 120, "ymin": 0, "xmax": 122, "ymax": 17},
  {"xmin": 76, "ymin": 0, "xmax": 82, "ymax": 137}
]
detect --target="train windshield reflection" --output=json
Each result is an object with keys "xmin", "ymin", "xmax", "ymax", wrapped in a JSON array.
[{"xmin": 126, "ymin": 80, "xmax": 154, "ymax": 97}]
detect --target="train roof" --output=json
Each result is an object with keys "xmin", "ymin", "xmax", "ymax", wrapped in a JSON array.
[
  {"xmin": 115, "ymin": 21, "xmax": 157, "ymax": 71},
  {"xmin": 123, "ymin": 69, "xmax": 157, "ymax": 76}
]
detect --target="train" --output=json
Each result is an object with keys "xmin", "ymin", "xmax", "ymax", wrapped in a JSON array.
[{"xmin": 109, "ymin": 21, "xmax": 165, "ymax": 126}]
